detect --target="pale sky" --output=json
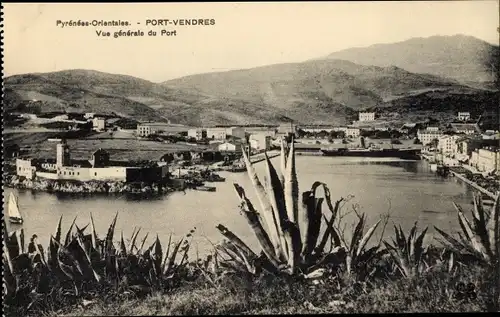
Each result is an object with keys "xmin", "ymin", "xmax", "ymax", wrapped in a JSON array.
[{"xmin": 3, "ymin": 1, "xmax": 499, "ymax": 82}]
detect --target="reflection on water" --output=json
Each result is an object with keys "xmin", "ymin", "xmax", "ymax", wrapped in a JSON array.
[{"xmin": 3, "ymin": 156, "xmax": 476, "ymax": 257}]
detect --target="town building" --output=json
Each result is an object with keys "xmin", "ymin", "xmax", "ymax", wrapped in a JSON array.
[
  {"xmin": 225, "ymin": 127, "xmax": 246, "ymax": 139},
  {"xmin": 437, "ymin": 135, "xmax": 461, "ymax": 156},
  {"xmin": 299, "ymin": 125, "xmax": 335, "ymax": 133},
  {"xmin": 332, "ymin": 127, "xmax": 360, "ymax": 138},
  {"xmin": 456, "ymin": 137, "xmax": 483, "ymax": 157},
  {"xmin": 84, "ymin": 113, "xmax": 96, "ymax": 119},
  {"xmin": 15, "ymin": 141, "xmax": 169, "ymax": 183},
  {"xmin": 188, "ymin": 128, "xmax": 207, "ymax": 140},
  {"xmin": 243, "ymin": 126, "xmax": 277, "ymax": 138},
  {"xmin": 137, "ymin": 122, "xmax": 172, "ymax": 137},
  {"xmin": 450, "ymin": 123, "xmax": 480, "ymax": 135},
  {"xmin": 92, "ymin": 117, "xmax": 106, "ymax": 132},
  {"xmin": 417, "ymin": 127, "xmax": 443, "ymax": 146},
  {"xmin": 218, "ymin": 141, "xmax": 250, "ymax": 153},
  {"xmin": 469, "ymin": 147, "xmax": 500, "ymax": 175},
  {"xmin": 359, "ymin": 112, "xmax": 375, "ymax": 122},
  {"xmin": 276, "ymin": 123, "xmax": 297, "ymax": 138},
  {"xmin": 457, "ymin": 112, "xmax": 471, "ymax": 121},
  {"xmin": 249, "ymin": 134, "xmax": 271, "ymax": 151},
  {"xmin": 206, "ymin": 127, "xmax": 228, "ymax": 140}
]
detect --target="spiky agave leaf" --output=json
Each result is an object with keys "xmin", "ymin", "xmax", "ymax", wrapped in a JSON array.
[
  {"xmin": 280, "ymin": 137, "xmax": 288, "ymax": 186},
  {"xmin": 233, "ymin": 183, "xmax": 280, "ymax": 268},
  {"xmin": 316, "ymin": 198, "xmax": 344, "ymax": 254},
  {"xmin": 263, "ymin": 152, "xmax": 288, "ymax": 261},
  {"xmin": 240, "ymin": 146, "xmax": 283, "ymax": 254},
  {"xmin": 300, "ymin": 192, "xmax": 323, "ymax": 260},
  {"xmin": 138, "ymin": 232, "xmax": 150, "ymax": 254},
  {"xmin": 164, "ymin": 238, "xmax": 183, "ymax": 275},
  {"xmin": 64, "ymin": 217, "xmax": 77, "ymax": 247},
  {"xmin": 75, "ymin": 234, "xmax": 101, "ymax": 283},
  {"xmin": 356, "ymin": 219, "xmax": 381, "ymax": 257},
  {"xmin": 162, "ymin": 233, "xmax": 173, "ymax": 274},
  {"xmin": 216, "ymin": 224, "xmax": 257, "ymax": 259},
  {"xmin": 119, "ymin": 232, "xmax": 127, "ymax": 256},
  {"xmin": 485, "ymin": 194, "xmax": 499, "ymax": 261},
  {"xmin": 2, "ymin": 218, "xmax": 14, "ymax": 275},
  {"xmin": 55, "ymin": 215, "xmax": 63, "ymax": 243},
  {"xmin": 284, "ymin": 138, "xmax": 299, "ymax": 225},
  {"xmin": 454, "ymin": 202, "xmax": 490, "ymax": 262},
  {"xmin": 89, "ymin": 213, "xmax": 99, "ymax": 252},
  {"xmin": 105, "ymin": 212, "xmax": 118, "ymax": 256},
  {"xmin": 129, "ymin": 227, "xmax": 141, "ymax": 254},
  {"xmin": 152, "ymin": 235, "xmax": 162, "ymax": 277}
]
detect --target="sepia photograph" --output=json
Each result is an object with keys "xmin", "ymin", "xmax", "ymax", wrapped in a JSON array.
[{"xmin": 2, "ymin": 1, "xmax": 499, "ymax": 316}]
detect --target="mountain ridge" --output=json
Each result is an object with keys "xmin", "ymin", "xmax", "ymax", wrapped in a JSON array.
[{"xmin": 4, "ymin": 35, "xmax": 498, "ymax": 126}]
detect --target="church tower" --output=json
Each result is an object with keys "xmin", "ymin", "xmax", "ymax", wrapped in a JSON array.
[{"xmin": 56, "ymin": 139, "xmax": 71, "ymax": 167}]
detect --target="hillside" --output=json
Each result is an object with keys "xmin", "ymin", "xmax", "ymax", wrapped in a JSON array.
[
  {"xmin": 163, "ymin": 59, "xmax": 487, "ymax": 123},
  {"xmin": 4, "ymin": 47, "xmax": 497, "ymax": 127},
  {"xmin": 321, "ymin": 35, "xmax": 499, "ymax": 84},
  {"xmin": 3, "ymin": 70, "xmax": 299, "ymax": 126}
]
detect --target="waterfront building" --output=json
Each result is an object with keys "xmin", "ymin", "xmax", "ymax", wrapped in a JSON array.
[
  {"xmin": 359, "ymin": 112, "xmax": 376, "ymax": 122},
  {"xmin": 456, "ymin": 137, "xmax": 483, "ymax": 157},
  {"xmin": 56, "ymin": 140, "xmax": 71, "ymax": 167},
  {"xmin": 437, "ymin": 135, "xmax": 460, "ymax": 156},
  {"xmin": 249, "ymin": 134, "xmax": 271, "ymax": 151},
  {"xmin": 137, "ymin": 122, "xmax": 172, "ymax": 137},
  {"xmin": 92, "ymin": 117, "xmax": 106, "ymax": 132},
  {"xmin": 417, "ymin": 127, "xmax": 443, "ymax": 145},
  {"xmin": 15, "ymin": 141, "xmax": 169, "ymax": 183},
  {"xmin": 188, "ymin": 128, "xmax": 207, "ymax": 140},
  {"xmin": 84, "ymin": 112, "xmax": 95, "ymax": 119},
  {"xmin": 450, "ymin": 123, "xmax": 480, "ymax": 135},
  {"xmin": 457, "ymin": 112, "xmax": 471, "ymax": 121},
  {"xmin": 469, "ymin": 147, "xmax": 500, "ymax": 174}
]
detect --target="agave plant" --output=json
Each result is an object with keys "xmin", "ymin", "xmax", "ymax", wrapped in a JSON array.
[
  {"xmin": 435, "ymin": 193, "xmax": 499, "ymax": 311},
  {"xmin": 3, "ymin": 212, "xmax": 196, "ymax": 309},
  {"xmin": 434, "ymin": 193, "xmax": 499, "ymax": 266},
  {"xmin": 329, "ymin": 212, "xmax": 387, "ymax": 280},
  {"xmin": 384, "ymin": 222, "xmax": 429, "ymax": 278},
  {"xmin": 217, "ymin": 137, "xmax": 347, "ymax": 277}
]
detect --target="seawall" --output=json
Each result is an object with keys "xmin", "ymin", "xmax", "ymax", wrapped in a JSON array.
[{"xmin": 450, "ymin": 171, "xmax": 497, "ymax": 199}]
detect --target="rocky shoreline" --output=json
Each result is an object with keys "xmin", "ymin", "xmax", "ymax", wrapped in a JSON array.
[{"xmin": 4, "ymin": 175, "xmax": 177, "ymax": 195}]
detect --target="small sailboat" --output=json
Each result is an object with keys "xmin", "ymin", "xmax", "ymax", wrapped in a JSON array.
[{"xmin": 8, "ymin": 192, "xmax": 23, "ymax": 224}]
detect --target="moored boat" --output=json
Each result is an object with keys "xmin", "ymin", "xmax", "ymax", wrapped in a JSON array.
[
  {"xmin": 195, "ymin": 185, "xmax": 216, "ymax": 192},
  {"xmin": 320, "ymin": 147, "xmax": 421, "ymax": 160}
]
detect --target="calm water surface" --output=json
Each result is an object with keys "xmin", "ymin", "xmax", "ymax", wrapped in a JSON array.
[{"xmin": 4, "ymin": 156, "xmax": 477, "ymax": 257}]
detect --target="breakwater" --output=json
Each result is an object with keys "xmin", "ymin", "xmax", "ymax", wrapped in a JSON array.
[
  {"xmin": 450, "ymin": 171, "xmax": 497, "ymax": 199},
  {"xmin": 4, "ymin": 174, "xmax": 175, "ymax": 194}
]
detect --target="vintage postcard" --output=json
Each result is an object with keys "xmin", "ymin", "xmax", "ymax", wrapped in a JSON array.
[{"xmin": 2, "ymin": 1, "xmax": 499, "ymax": 316}]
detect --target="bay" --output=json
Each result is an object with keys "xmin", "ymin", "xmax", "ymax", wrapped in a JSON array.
[{"xmin": 3, "ymin": 156, "xmax": 476, "ymax": 257}]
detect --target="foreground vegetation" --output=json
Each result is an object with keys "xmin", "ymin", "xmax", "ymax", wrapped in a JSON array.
[{"xmin": 3, "ymin": 138, "xmax": 499, "ymax": 316}]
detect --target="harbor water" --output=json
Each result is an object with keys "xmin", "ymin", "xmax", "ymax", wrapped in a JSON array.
[{"xmin": 3, "ymin": 156, "xmax": 478, "ymax": 258}]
